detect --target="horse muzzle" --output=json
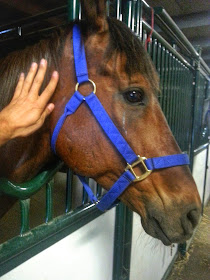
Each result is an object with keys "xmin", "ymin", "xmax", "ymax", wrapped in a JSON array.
[{"xmin": 141, "ymin": 202, "xmax": 201, "ymax": 245}]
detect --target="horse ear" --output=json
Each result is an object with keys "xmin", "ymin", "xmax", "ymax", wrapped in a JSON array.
[{"xmin": 80, "ymin": 0, "xmax": 108, "ymax": 32}]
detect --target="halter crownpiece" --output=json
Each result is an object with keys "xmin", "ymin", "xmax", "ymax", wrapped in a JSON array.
[{"xmin": 51, "ymin": 24, "xmax": 190, "ymax": 212}]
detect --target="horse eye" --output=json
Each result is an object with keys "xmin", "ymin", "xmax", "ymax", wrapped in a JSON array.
[{"xmin": 123, "ymin": 89, "xmax": 144, "ymax": 105}]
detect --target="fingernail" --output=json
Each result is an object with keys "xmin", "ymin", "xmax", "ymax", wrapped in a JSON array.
[
  {"xmin": 20, "ymin": 72, "xmax": 24, "ymax": 78},
  {"xmin": 31, "ymin": 62, "xmax": 37, "ymax": 69},
  {"xmin": 52, "ymin": 71, "xmax": 58, "ymax": 78},
  {"xmin": 40, "ymin": 59, "xmax": 46, "ymax": 66},
  {"xmin": 48, "ymin": 103, "xmax": 55, "ymax": 112}
]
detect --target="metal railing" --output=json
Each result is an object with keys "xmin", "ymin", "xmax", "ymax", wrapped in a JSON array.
[{"xmin": 0, "ymin": 162, "xmax": 104, "ymax": 275}]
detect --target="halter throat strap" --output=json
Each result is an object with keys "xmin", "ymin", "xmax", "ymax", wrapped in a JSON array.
[{"xmin": 51, "ymin": 24, "xmax": 190, "ymax": 212}]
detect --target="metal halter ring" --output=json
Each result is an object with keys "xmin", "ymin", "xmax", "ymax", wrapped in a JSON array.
[{"xmin": 75, "ymin": 79, "xmax": 96, "ymax": 94}]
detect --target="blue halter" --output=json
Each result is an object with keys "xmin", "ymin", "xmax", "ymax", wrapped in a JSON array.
[{"xmin": 51, "ymin": 25, "xmax": 190, "ymax": 212}]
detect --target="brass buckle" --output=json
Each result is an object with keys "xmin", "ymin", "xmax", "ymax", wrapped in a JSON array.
[{"xmin": 125, "ymin": 155, "xmax": 152, "ymax": 182}]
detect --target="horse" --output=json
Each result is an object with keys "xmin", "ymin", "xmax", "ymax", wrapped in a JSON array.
[{"xmin": 0, "ymin": 0, "xmax": 201, "ymax": 245}]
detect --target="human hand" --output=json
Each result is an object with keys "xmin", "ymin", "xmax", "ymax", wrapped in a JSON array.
[{"xmin": 0, "ymin": 59, "xmax": 59, "ymax": 146}]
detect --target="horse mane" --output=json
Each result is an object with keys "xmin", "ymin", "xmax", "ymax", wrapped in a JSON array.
[{"xmin": 0, "ymin": 25, "xmax": 70, "ymax": 111}]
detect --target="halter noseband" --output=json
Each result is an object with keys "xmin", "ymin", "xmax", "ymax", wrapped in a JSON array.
[{"xmin": 51, "ymin": 25, "xmax": 189, "ymax": 212}]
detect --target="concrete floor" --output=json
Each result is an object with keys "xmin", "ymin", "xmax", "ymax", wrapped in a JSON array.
[{"xmin": 167, "ymin": 202, "xmax": 210, "ymax": 280}]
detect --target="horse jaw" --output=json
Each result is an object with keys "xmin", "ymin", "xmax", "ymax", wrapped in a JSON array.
[{"xmin": 120, "ymin": 166, "xmax": 201, "ymax": 245}]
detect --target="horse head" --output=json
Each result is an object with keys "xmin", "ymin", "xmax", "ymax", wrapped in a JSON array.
[{"xmin": 51, "ymin": 0, "xmax": 201, "ymax": 245}]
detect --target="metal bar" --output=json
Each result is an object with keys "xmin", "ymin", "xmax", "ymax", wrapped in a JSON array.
[
  {"xmin": 156, "ymin": 42, "xmax": 161, "ymax": 76},
  {"xmin": 173, "ymin": 11, "xmax": 210, "ymax": 30},
  {"xmin": 166, "ymin": 52, "xmax": 172, "ymax": 124},
  {"xmin": 175, "ymin": 61, "xmax": 181, "ymax": 144},
  {"xmin": 123, "ymin": 0, "xmax": 132, "ymax": 28},
  {"xmin": 163, "ymin": 49, "xmax": 169, "ymax": 116},
  {"xmin": 200, "ymin": 57, "xmax": 210, "ymax": 76},
  {"xmin": 147, "ymin": 36, "xmax": 152, "ymax": 56},
  {"xmin": 106, "ymin": 0, "xmax": 110, "ymax": 16},
  {"xmin": 184, "ymin": 68, "xmax": 191, "ymax": 152},
  {"xmin": 67, "ymin": 0, "xmax": 80, "ymax": 21},
  {"xmin": 186, "ymin": 71, "xmax": 194, "ymax": 153},
  {"xmin": 66, "ymin": 169, "xmax": 73, "ymax": 213},
  {"xmin": 122, "ymin": 207, "xmax": 133, "ymax": 279},
  {"xmin": 82, "ymin": 178, "xmax": 89, "ymax": 205},
  {"xmin": 115, "ymin": 0, "xmax": 122, "ymax": 20},
  {"xmin": 194, "ymin": 143, "xmax": 209, "ymax": 155},
  {"xmin": 0, "ymin": 24, "xmax": 65, "ymax": 46},
  {"xmin": 96, "ymin": 183, "xmax": 102, "ymax": 199},
  {"xmin": 189, "ymin": 66, "xmax": 200, "ymax": 169},
  {"xmin": 173, "ymin": 55, "xmax": 179, "ymax": 137},
  {"xmin": 152, "ymin": 38, "xmax": 157, "ymax": 67},
  {"xmin": 20, "ymin": 199, "xmax": 30, "ymax": 236},
  {"xmin": 131, "ymin": 0, "xmax": 136, "ymax": 32},
  {"xmin": 113, "ymin": 203, "xmax": 133, "ymax": 280},
  {"xmin": 135, "ymin": 0, "xmax": 142, "ymax": 36},
  {"xmin": 173, "ymin": 58, "xmax": 179, "ymax": 141},
  {"xmin": 142, "ymin": 21, "xmax": 193, "ymax": 70},
  {"xmin": 113, "ymin": 204, "xmax": 125, "ymax": 280},
  {"xmin": 154, "ymin": 7, "xmax": 199, "ymax": 59},
  {"xmin": 0, "ymin": 162, "xmax": 63, "ymax": 200},
  {"xmin": 169, "ymin": 54, "xmax": 175, "ymax": 132},
  {"xmin": 178, "ymin": 62, "xmax": 183, "ymax": 146},
  {"xmin": 142, "ymin": 28, "xmax": 147, "ymax": 47},
  {"xmin": 179, "ymin": 64, "xmax": 185, "ymax": 146},
  {"xmin": 0, "ymin": 204, "xmax": 102, "ymax": 276},
  {"xmin": 153, "ymin": 7, "xmax": 210, "ymax": 75},
  {"xmin": 0, "ymin": 6, "xmax": 67, "ymax": 32},
  {"xmin": 182, "ymin": 67, "xmax": 187, "ymax": 150},
  {"xmin": 201, "ymin": 144, "xmax": 209, "ymax": 214},
  {"xmin": 45, "ymin": 179, "xmax": 54, "ymax": 223},
  {"xmin": 159, "ymin": 45, "xmax": 166, "ymax": 108}
]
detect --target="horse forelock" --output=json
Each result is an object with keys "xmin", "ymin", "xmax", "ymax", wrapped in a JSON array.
[
  {"xmin": 0, "ymin": 26, "xmax": 69, "ymax": 111},
  {"xmin": 105, "ymin": 17, "xmax": 160, "ymax": 94}
]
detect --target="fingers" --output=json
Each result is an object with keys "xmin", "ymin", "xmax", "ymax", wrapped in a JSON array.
[
  {"xmin": 3, "ymin": 59, "xmax": 59, "ymax": 140},
  {"xmin": 15, "ymin": 59, "xmax": 59, "ymax": 107},
  {"xmin": 32, "ymin": 104, "xmax": 55, "ymax": 131},
  {"xmin": 12, "ymin": 73, "xmax": 25, "ymax": 100},
  {"xmin": 29, "ymin": 59, "xmax": 48, "ymax": 98},
  {"xmin": 38, "ymin": 71, "xmax": 59, "ymax": 108},
  {"xmin": 20, "ymin": 62, "xmax": 38, "ymax": 97},
  {"xmin": 46, "ymin": 103, "xmax": 55, "ymax": 113},
  {"xmin": 11, "ymin": 102, "xmax": 55, "ymax": 138}
]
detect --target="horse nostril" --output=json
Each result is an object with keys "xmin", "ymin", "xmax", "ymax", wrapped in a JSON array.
[
  {"xmin": 181, "ymin": 207, "xmax": 200, "ymax": 237},
  {"xmin": 187, "ymin": 209, "xmax": 200, "ymax": 228}
]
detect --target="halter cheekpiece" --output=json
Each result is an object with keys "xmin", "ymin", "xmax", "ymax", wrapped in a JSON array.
[{"xmin": 51, "ymin": 25, "xmax": 190, "ymax": 212}]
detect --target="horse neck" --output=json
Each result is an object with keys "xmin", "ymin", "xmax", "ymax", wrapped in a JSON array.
[
  {"xmin": 50, "ymin": 30, "xmax": 77, "ymax": 134},
  {"xmin": 0, "ymin": 124, "xmax": 54, "ymax": 182},
  {"xmin": 0, "ymin": 30, "xmax": 72, "ymax": 182}
]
